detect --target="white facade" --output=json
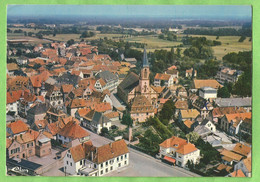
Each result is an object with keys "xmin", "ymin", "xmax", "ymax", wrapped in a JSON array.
[
  {"xmin": 63, "ymin": 150, "xmax": 129, "ymax": 176},
  {"xmin": 159, "ymin": 146, "xmax": 200, "ymax": 168},
  {"xmin": 203, "ymin": 120, "xmax": 216, "ymax": 132},
  {"xmin": 199, "ymin": 87, "xmax": 217, "ymax": 100},
  {"xmin": 6, "ymin": 102, "xmax": 18, "ymax": 115}
]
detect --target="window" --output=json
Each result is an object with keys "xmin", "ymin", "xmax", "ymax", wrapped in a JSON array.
[
  {"xmin": 121, "ymin": 156, "xmax": 123, "ymax": 160},
  {"xmin": 110, "ymin": 166, "xmax": 113, "ymax": 171},
  {"xmin": 125, "ymin": 154, "xmax": 127, "ymax": 159},
  {"xmin": 70, "ymin": 162, "xmax": 72, "ymax": 166},
  {"xmin": 125, "ymin": 161, "xmax": 127, "ymax": 165},
  {"xmin": 94, "ymin": 164, "xmax": 97, "ymax": 168},
  {"xmin": 101, "ymin": 164, "xmax": 103, "ymax": 168},
  {"xmin": 100, "ymin": 170, "xmax": 103, "ymax": 175},
  {"xmin": 80, "ymin": 161, "xmax": 82, "ymax": 165},
  {"xmin": 118, "ymin": 163, "xmax": 121, "ymax": 167},
  {"xmin": 106, "ymin": 161, "xmax": 108, "ymax": 166},
  {"xmin": 67, "ymin": 161, "xmax": 68, "ymax": 165},
  {"xmin": 106, "ymin": 168, "xmax": 108, "ymax": 173},
  {"xmin": 117, "ymin": 157, "xmax": 119, "ymax": 162}
]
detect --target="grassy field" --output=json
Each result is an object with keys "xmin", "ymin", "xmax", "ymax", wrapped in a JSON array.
[
  {"xmin": 179, "ymin": 35, "xmax": 252, "ymax": 60},
  {"xmin": 7, "ymin": 27, "xmax": 252, "ymax": 60},
  {"xmin": 7, "ymin": 34, "xmax": 51, "ymax": 44},
  {"xmin": 9, "ymin": 27, "xmax": 47, "ymax": 33}
]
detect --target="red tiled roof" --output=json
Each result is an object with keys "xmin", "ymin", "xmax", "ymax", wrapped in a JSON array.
[
  {"xmin": 61, "ymin": 84, "xmax": 74, "ymax": 93},
  {"xmin": 159, "ymin": 136, "xmax": 187, "ymax": 149},
  {"xmin": 154, "ymin": 73, "xmax": 171, "ymax": 81},
  {"xmin": 58, "ymin": 121, "xmax": 90, "ymax": 140},
  {"xmin": 232, "ymin": 143, "xmax": 251, "ymax": 157},
  {"xmin": 94, "ymin": 102, "xmax": 112, "ymax": 113},
  {"xmin": 225, "ymin": 112, "xmax": 252, "ymax": 123},
  {"xmin": 7, "ymin": 120, "xmax": 29, "ymax": 135},
  {"xmin": 230, "ymin": 169, "xmax": 246, "ymax": 177},
  {"xmin": 176, "ymin": 143, "xmax": 198, "ymax": 155}
]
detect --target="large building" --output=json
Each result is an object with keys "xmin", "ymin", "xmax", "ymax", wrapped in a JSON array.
[{"xmin": 117, "ymin": 48, "xmax": 158, "ymax": 123}]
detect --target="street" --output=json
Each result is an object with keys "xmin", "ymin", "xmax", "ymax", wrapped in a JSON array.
[{"xmin": 83, "ymin": 128, "xmax": 200, "ymax": 177}]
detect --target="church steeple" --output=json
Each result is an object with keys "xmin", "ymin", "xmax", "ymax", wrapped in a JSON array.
[{"xmin": 143, "ymin": 47, "xmax": 149, "ymax": 68}]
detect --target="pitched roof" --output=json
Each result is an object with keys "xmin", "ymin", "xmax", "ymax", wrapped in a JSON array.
[
  {"xmin": 70, "ymin": 142, "xmax": 87, "ymax": 162},
  {"xmin": 154, "ymin": 73, "xmax": 171, "ymax": 81},
  {"xmin": 193, "ymin": 79, "xmax": 222, "ymax": 89},
  {"xmin": 7, "ymin": 63, "xmax": 19, "ymax": 71},
  {"xmin": 220, "ymin": 149, "xmax": 244, "ymax": 161},
  {"xmin": 230, "ymin": 169, "xmax": 246, "ymax": 177},
  {"xmin": 159, "ymin": 136, "xmax": 187, "ymax": 149},
  {"xmin": 92, "ymin": 112, "xmax": 110, "ymax": 125},
  {"xmin": 215, "ymin": 97, "xmax": 252, "ymax": 107},
  {"xmin": 118, "ymin": 72, "xmax": 139, "ymax": 94},
  {"xmin": 232, "ymin": 143, "xmax": 251, "ymax": 157},
  {"xmin": 15, "ymin": 130, "xmax": 40, "ymax": 144},
  {"xmin": 93, "ymin": 139, "xmax": 129, "ymax": 164},
  {"xmin": 77, "ymin": 108, "xmax": 92, "ymax": 117},
  {"xmin": 104, "ymin": 111, "xmax": 119, "ymax": 119},
  {"xmin": 69, "ymin": 99, "xmax": 87, "ymax": 108},
  {"xmin": 27, "ymin": 103, "xmax": 47, "ymax": 115},
  {"xmin": 94, "ymin": 102, "xmax": 112, "ymax": 113},
  {"xmin": 184, "ymin": 120, "xmax": 194, "ymax": 128},
  {"xmin": 242, "ymin": 157, "xmax": 251, "ymax": 172},
  {"xmin": 58, "ymin": 121, "xmax": 90, "ymax": 140},
  {"xmin": 176, "ymin": 143, "xmax": 198, "ymax": 155},
  {"xmin": 212, "ymin": 107, "xmax": 247, "ymax": 118},
  {"xmin": 225, "ymin": 112, "xmax": 252, "ymax": 123},
  {"xmin": 7, "ymin": 120, "xmax": 29, "ymax": 135},
  {"xmin": 180, "ymin": 109, "xmax": 200, "ymax": 119},
  {"xmin": 216, "ymin": 164, "xmax": 232, "ymax": 172},
  {"xmin": 175, "ymin": 100, "xmax": 189, "ymax": 110},
  {"xmin": 130, "ymin": 95, "xmax": 154, "ymax": 113}
]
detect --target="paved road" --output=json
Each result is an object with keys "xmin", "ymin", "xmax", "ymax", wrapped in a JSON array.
[{"xmin": 83, "ymin": 128, "xmax": 200, "ymax": 177}]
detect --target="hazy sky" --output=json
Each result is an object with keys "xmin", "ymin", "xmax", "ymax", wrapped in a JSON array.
[{"xmin": 7, "ymin": 5, "xmax": 252, "ymax": 20}]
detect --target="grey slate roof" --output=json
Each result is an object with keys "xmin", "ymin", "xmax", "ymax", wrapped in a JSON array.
[
  {"xmin": 95, "ymin": 70, "xmax": 118, "ymax": 83},
  {"xmin": 118, "ymin": 72, "xmax": 139, "ymax": 94},
  {"xmin": 215, "ymin": 97, "xmax": 252, "ymax": 107},
  {"xmin": 27, "ymin": 103, "xmax": 47, "ymax": 115},
  {"xmin": 92, "ymin": 112, "xmax": 110, "ymax": 125}
]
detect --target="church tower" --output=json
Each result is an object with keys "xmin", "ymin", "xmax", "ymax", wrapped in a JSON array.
[{"xmin": 139, "ymin": 48, "xmax": 150, "ymax": 95}]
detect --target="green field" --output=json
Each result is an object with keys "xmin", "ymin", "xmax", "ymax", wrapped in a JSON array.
[{"xmin": 7, "ymin": 26, "xmax": 252, "ymax": 60}]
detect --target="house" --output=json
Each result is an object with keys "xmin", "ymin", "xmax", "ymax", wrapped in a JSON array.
[
  {"xmin": 159, "ymin": 136, "xmax": 200, "ymax": 168},
  {"xmin": 211, "ymin": 107, "xmax": 247, "ymax": 125},
  {"xmin": 215, "ymin": 97, "xmax": 252, "ymax": 112},
  {"xmin": 7, "ymin": 63, "xmax": 19, "ymax": 76},
  {"xmin": 234, "ymin": 157, "xmax": 251, "ymax": 177},
  {"xmin": 216, "ymin": 67, "xmax": 243, "ymax": 85},
  {"xmin": 124, "ymin": 58, "xmax": 137, "ymax": 64},
  {"xmin": 75, "ymin": 108, "xmax": 92, "ymax": 122},
  {"xmin": 88, "ymin": 112, "xmax": 111, "ymax": 134},
  {"xmin": 6, "ymin": 120, "xmax": 29, "ymax": 137},
  {"xmin": 154, "ymin": 73, "xmax": 174, "ymax": 87},
  {"xmin": 185, "ymin": 68, "xmax": 197, "ymax": 78},
  {"xmin": 17, "ymin": 56, "xmax": 28, "ymax": 65},
  {"xmin": 220, "ymin": 112, "xmax": 251, "ymax": 135},
  {"xmin": 191, "ymin": 79, "xmax": 222, "ymax": 91},
  {"xmin": 45, "ymin": 85, "xmax": 64, "ymax": 108},
  {"xmin": 46, "ymin": 107, "xmax": 67, "ymax": 123},
  {"xmin": 27, "ymin": 103, "xmax": 47, "ymax": 125},
  {"xmin": 57, "ymin": 121, "xmax": 90, "ymax": 145},
  {"xmin": 198, "ymin": 87, "xmax": 217, "ymax": 101},
  {"xmin": 220, "ymin": 149, "xmax": 244, "ymax": 166},
  {"xmin": 95, "ymin": 71, "xmax": 119, "ymax": 92},
  {"xmin": 239, "ymin": 118, "xmax": 252, "ymax": 141},
  {"xmin": 190, "ymin": 96, "xmax": 214, "ymax": 119},
  {"xmin": 178, "ymin": 109, "xmax": 200, "ymax": 123},
  {"xmin": 30, "ymin": 119, "xmax": 48, "ymax": 132},
  {"xmin": 63, "ymin": 139, "xmax": 129, "ymax": 176},
  {"xmin": 200, "ymin": 119, "xmax": 216, "ymax": 132},
  {"xmin": 6, "ymin": 90, "xmax": 23, "ymax": 115},
  {"xmin": 7, "ymin": 130, "xmax": 51, "ymax": 159},
  {"xmin": 67, "ymin": 99, "xmax": 87, "ymax": 117},
  {"xmin": 232, "ymin": 143, "xmax": 251, "ymax": 158},
  {"xmin": 174, "ymin": 100, "xmax": 189, "ymax": 116},
  {"xmin": 61, "ymin": 84, "xmax": 74, "ymax": 101},
  {"xmin": 104, "ymin": 112, "xmax": 119, "ymax": 121},
  {"xmin": 130, "ymin": 95, "xmax": 155, "ymax": 124},
  {"xmin": 176, "ymin": 87, "xmax": 187, "ymax": 98}
]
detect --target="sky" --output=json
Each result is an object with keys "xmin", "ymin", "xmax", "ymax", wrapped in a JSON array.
[{"xmin": 7, "ymin": 5, "xmax": 252, "ymax": 20}]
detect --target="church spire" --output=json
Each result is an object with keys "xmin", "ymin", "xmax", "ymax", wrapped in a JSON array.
[{"xmin": 143, "ymin": 47, "xmax": 149, "ymax": 68}]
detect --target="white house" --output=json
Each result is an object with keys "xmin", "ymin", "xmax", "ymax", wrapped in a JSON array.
[
  {"xmin": 154, "ymin": 73, "xmax": 174, "ymax": 87},
  {"xmin": 95, "ymin": 71, "xmax": 119, "ymax": 92},
  {"xmin": 159, "ymin": 136, "xmax": 200, "ymax": 168},
  {"xmin": 63, "ymin": 139, "xmax": 129, "ymax": 176},
  {"xmin": 57, "ymin": 121, "xmax": 90, "ymax": 145},
  {"xmin": 199, "ymin": 87, "xmax": 217, "ymax": 101}
]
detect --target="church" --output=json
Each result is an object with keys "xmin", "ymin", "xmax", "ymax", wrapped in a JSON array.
[{"xmin": 117, "ymin": 48, "xmax": 159, "ymax": 123}]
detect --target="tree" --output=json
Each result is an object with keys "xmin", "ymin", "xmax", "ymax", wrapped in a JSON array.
[
  {"xmin": 100, "ymin": 127, "xmax": 108, "ymax": 136},
  {"xmin": 186, "ymin": 132, "xmax": 200, "ymax": 143},
  {"xmin": 238, "ymin": 36, "xmax": 246, "ymax": 42},
  {"xmin": 159, "ymin": 100, "xmax": 176, "ymax": 124},
  {"xmin": 217, "ymin": 86, "xmax": 230, "ymax": 98},
  {"xmin": 66, "ymin": 39, "xmax": 75, "ymax": 46},
  {"xmin": 121, "ymin": 111, "xmax": 133, "ymax": 127}
]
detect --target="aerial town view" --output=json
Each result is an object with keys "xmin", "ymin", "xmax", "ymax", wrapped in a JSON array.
[{"xmin": 6, "ymin": 5, "xmax": 252, "ymax": 177}]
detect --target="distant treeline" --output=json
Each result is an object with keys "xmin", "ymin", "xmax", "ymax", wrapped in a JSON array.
[
  {"xmin": 96, "ymin": 26, "xmax": 156, "ymax": 35},
  {"xmin": 184, "ymin": 28, "xmax": 252, "ymax": 37}
]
